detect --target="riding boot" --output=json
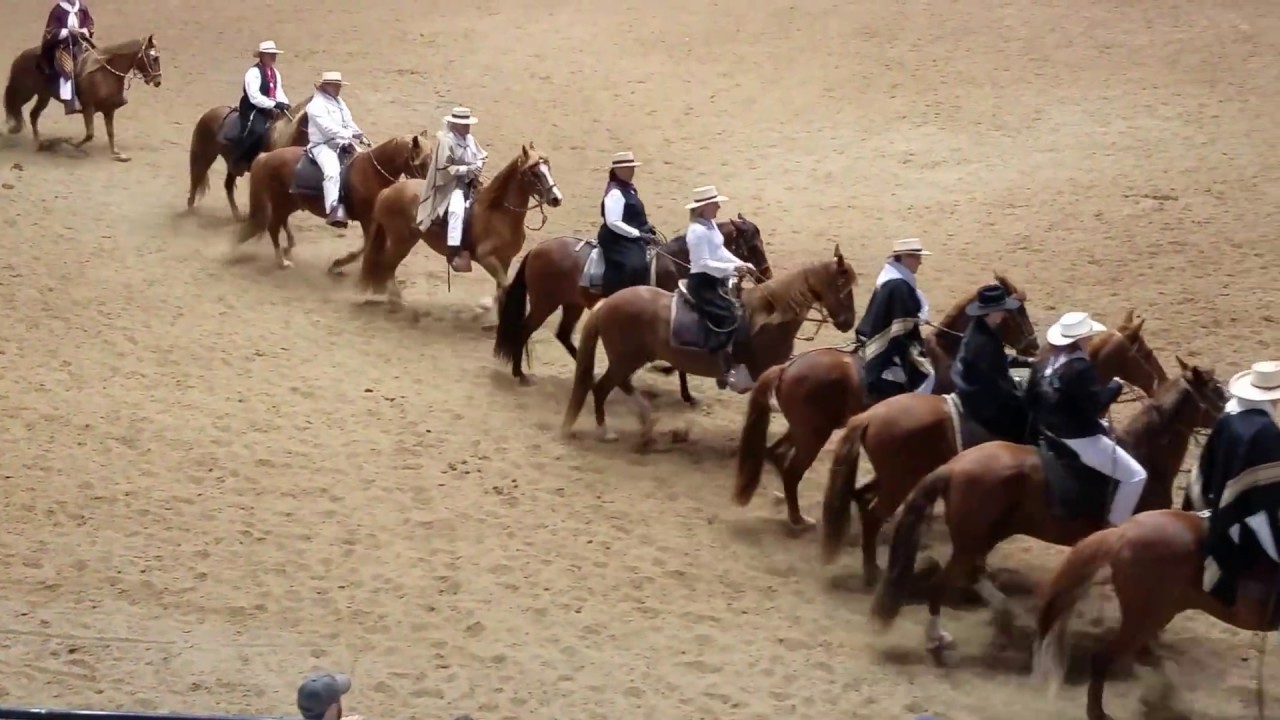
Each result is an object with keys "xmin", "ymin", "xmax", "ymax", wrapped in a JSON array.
[
  {"xmin": 326, "ymin": 205, "xmax": 348, "ymax": 229},
  {"xmin": 448, "ymin": 247, "xmax": 473, "ymax": 273},
  {"xmin": 715, "ymin": 349, "xmax": 733, "ymax": 390}
]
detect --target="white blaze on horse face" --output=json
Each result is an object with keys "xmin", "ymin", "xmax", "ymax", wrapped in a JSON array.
[{"xmin": 537, "ymin": 161, "xmax": 562, "ymax": 202}]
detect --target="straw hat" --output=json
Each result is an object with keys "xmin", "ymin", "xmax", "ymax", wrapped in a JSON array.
[
  {"xmin": 1227, "ymin": 361, "xmax": 1280, "ymax": 402},
  {"xmin": 255, "ymin": 40, "xmax": 283, "ymax": 56},
  {"xmin": 610, "ymin": 151, "xmax": 641, "ymax": 169},
  {"xmin": 888, "ymin": 238, "xmax": 932, "ymax": 257},
  {"xmin": 444, "ymin": 107, "xmax": 478, "ymax": 125},
  {"xmin": 685, "ymin": 185, "xmax": 728, "ymax": 210},
  {"xmin": 315, "ymin": 71, "xmax": 348, "ymax": 86},
  {"xmin": 1046, "ymin": 311, "xmax": 1107, "ymax": 347}
]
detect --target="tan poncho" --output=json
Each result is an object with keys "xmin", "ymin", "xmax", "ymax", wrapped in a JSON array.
[{"xmin": 415, "ymin": 127, "xmax": 487, "ymax": 230}]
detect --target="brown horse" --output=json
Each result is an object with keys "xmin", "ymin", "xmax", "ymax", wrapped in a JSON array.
[
  {"xmin": 868, "ymin": 358, "xmax": 1226, "ymax": 656},
  {"xmin": 492, "ymin": 215, "xmax": 773, "ymax": 403},
  {"xmin": 186, "ymin": 97, "xmax": 310, "ymax": 219},
  {"xmin": 820, "ymin": 312, "xmax": 1167, "ymax": 585},
  {"xmin": 349, "ymin": 144, "xmax": 563, "ymax": 311},
  {"xmin": 1034, "ymin": 509, "xmax": 1279, "ymax": 720},
  {"xmin": 234, "ymin": 134, "xmax": 432, "ymax": 269},
  {"xmin": 561, "ymin": 247, "xmax": 857, "ymax": 449},
  {"xmin": 733, "ymin": 274, "xmax": 1040, "ymax": 531},
  {"xmin": 5, "ymin": 35, "xmax": 162, "ymax": 161}
]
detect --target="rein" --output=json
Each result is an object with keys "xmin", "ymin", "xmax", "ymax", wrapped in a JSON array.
[
  {"xmin": 362, "ymin": 137, "xmax": 422, "ymax": 183},
  {"xmin": 85, "ymin": 37, "xmax": 160, "ymax": 90},
  {"xmin": 481, "ymin": 162, "xmax": 558, "ymax": 231}
]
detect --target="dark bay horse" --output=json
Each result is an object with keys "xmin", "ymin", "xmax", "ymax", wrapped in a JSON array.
[
  {"xmin": 353, "ymin": 144, "xmax": 563, "ymax": 311},
  {"xmin": 868, "ymin": 358, "xmax": 1225, "ymax": 656},
  {"xmin": 235, "ymin": 134, "xmax": 432, "ymax": 269},
  {"xmin": 820, "ymin": 312, "xmax": 1167, "ymax": 585},
  {"xmin": 492, "ymin": 215, "xmax": 773, "ymax": 403},
  {"xmin": 5, "ymin": 35, "xmax": 161, "ymax": 161},
  {"xmin": 187, "ymin": 97, "xmax": 310, "ymax": 219},
  {"xmin": 561, "ymin": 247, "xmax": 857, "ymax": 449},
  {"xmin": 733, "ymin": 274, "xmax": 1039, "ymax": 531},
  {"xmin": 1034, "ymin": 509, "xmax": 1279, "ymax": 720}
]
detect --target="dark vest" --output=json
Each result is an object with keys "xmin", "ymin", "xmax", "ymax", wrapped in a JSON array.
[
  {"xmin": 237, "ymin": 62, "xmax": 277, "ymax": 120},
  {"xmin": 596, "ymin": 180, "xmax": 649, "ymax": 245}
]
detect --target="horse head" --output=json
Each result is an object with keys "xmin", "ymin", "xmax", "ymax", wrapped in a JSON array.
[
  {"xmin": 516, "ymin": 143, "xmax": 562, "ymax": 208},
  {"xmin": 726, "ymin": 213, "xmax": 771, "ymax": 280},
  {"xmin": 136, "ymin": 34, "xmax": 162, "ymax": 87},
  {"xmin": 815, "ymin": 245, "xmax": 857, "ymax": 332},
  {"xmin": 405, "ymin": 132, "xmax": 434, "ymax": 178},
  {"xmin": 992, "ymin": 271, "xmax": 1039, "ymax": 356},
  {"xmin": 1175, "ymin": 355, "xmax": 1228, "ymax": 430}
]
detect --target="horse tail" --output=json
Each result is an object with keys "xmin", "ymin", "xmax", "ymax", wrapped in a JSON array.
[
  {"xmin": 493, "ymin": 255, "xmax": 530, "ymax": 366},
  {"xmin": 821, "ymin": 411, "xmax": 872, "ymax": 563},
  {"xmin": 1032, "ymin": 527, "xmax": 1122, "ymax": 695},
  {"xmin": 733, "ymin": 364, "xmax": 783, "ymax": 507},
  {"xmin": 4, "ymin": 65, "xmax": 24, "ymax": 134},
  {"xmin": 870, "ymin": 464, "xmax": 952, "ymax": 625},
  {"xmin": 561, "ymin": 308, "xmax": 600, "ymax": 436},
  {"xmin": 357, "ymin": 210, "xmax": 389, "ymax": 294},
  {"xmin": 235, "ymin": 157, "xmax": 269, "ymax": 244},
  {"xmin": 187, "ymin": 113, "xmax": 219, "ymax": 205}
]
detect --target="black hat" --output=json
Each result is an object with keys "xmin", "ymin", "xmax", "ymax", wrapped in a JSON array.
[{"xmin": 965, "ymin": 284, "xmax": 1022, "ymax": 316}]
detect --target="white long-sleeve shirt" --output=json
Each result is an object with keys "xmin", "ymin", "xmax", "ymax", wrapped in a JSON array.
[
  {"xmin": 602, "ymin": 188, "xmax": 641, "ymax": 238},
  {"xmin": 243, "ymin": 65, "xmax": 288, "ymax": 110},
  {"xmin": 306, "ymin": 92, "xmax": 361, "ymax": 148},
  {"xmin": 443, "ymin": 131, "xmax": 486, "ymax": 178},
  {"xmin": 686, "ymin": 218, "xmax": 743, "ymax": 278}
]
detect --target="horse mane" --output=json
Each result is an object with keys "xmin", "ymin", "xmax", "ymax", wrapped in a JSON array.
[
  {"xmin": 476, "ymin": 151, "xmax": 525, "ymax": 209},
  {"xmin": 269, "ymin": 93, "xmax": 312, "ymax": 149},
  {"xmin": 936, "ymin": 288, "xmax": 974, "ymax": 333},
  {"xmin": 742, "ymin": 261, "xmax": 827, "ymax": 328},
  {"xmin": 80, "ymin": 37, "xmax": 145, "ymax": 75},
  {"xmin": 1118, "ymin": 375, "xmax": 1192, "ymax": 459}
]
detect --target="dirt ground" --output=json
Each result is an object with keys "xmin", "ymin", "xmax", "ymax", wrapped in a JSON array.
[{"xmin": 2, "ymin": 0, "xmax": 1279, "ymax": 718}]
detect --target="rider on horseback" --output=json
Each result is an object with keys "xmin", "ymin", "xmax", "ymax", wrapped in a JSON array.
[
  {"xmin": 1195, "ymin": 361, "xmax": 1280, "ymax": 607},
  {"xmin": 950, "ymin": 283, "xmax": 1035, "ymax": 443},
  {"xmin": 1027, "ymin": 311, "xmax": 1147, "ymax": 526},
  {"xmin": 305, "ymin": 71, "xmax": 364, "ymax": 228},
  {"xmin": 41, "ymin": 0, "xmax": 95, "ymax": 114},
  {"xmin": 415, "ymin": 107, "xmax": 488, "ymax": 273},
  {"xmin": 598, "ymin": 151, "xmax": 657, "ymax": 297},
  {"xmin": 234, "ymin": 40, "xmax": 291, "ymax": 166},
  {"xmin": 856, "ymin": 238, "xmax": 934, "ymax": 401},
  {"xmin": 683, "ymin": 185, "xmax": 755, "ymax": 393}
]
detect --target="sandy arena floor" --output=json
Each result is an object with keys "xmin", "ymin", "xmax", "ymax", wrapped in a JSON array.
[{"xmin": 2, "ymin": 0, "xmax": 1279, "ymax": 718}]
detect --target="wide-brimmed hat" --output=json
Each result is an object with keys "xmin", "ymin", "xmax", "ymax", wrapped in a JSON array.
[
  {"xmin": 965, "ymin": 284, "xmax": 1022, "ymax": 317},
  {"xmin": 610, "ymin": 151, "xmax": 641, "ymax": 169},
  {"xmin": 888, "ymin": 238, "xmax": 932, "ymax": 257},
  {"xmin": 255, "ymin": 41, "xmax": 283, "ymax": 56},
  {"xmin": 685, "ymin": 185, "xmax": 728, "ymax": 210},
  {"xmin": 315, "ymin": 71, "xmax": 348, "ymax": 86},
  {"xmin": 1046, "ymin": 311, "xmax": 1106, "ymax": 347},
  {"xmin": 444, "ymin": 107, "xmax": 478, "ymax": 125},
  {"xmin": 1227, "ymin": 361, "xmax": 1280, "ymax": 402}
]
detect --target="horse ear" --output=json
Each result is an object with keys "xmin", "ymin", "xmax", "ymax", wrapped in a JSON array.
[
  {"xmin": 1124, "ymin": 316, "xmax": 1145, "ymax": 338},
  {"xmin": 833, "ymin": 244, "xmax": 843, "ymax": 260},
  {"xmin": 147, "ymin": 34, "xmax": 155, "ymax": 45},
  {"xmin": 528, "ymin": 141, "xmax": 537, "ymax": 150},
  {"xmin": 737, "ymin": 212, "xmax": 745, "ymax": 220},
  {"xmin": 520, "ymin": 144, "xmax": 529, "ymax": 158},
  {"xmin": 411, "ymin": 134, "xmax": 421, "ymax": 151},
  {"xmin": 1122, "ymin": 308, "xmax": 1134, "ymax": 326},
  {"xmin": 1175, "ymin": 355, "xmax": 1190, "ymax": 373}
]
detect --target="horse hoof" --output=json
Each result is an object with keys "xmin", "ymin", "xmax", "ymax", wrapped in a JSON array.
[
  {"xmin": 327, "ymin": 264, "xmax": 345, "ymax": 276},
  {"xmin": 597, "ymin": 430, "xmax": 619, "ymax": 443},
  {"xmin": 516, "ymin": 375, "xmax": 535, "ymax": 387},
  {"xmin": 682, "ymin": 396, "xmax": 700, "ymax": 407},
  {"xmin": 112, "ymin": 153, "xmax": 131, "ymax": 163},
  {"xmin": 279, "ymin": 260, "xmax": 293, "ymax": 270}
]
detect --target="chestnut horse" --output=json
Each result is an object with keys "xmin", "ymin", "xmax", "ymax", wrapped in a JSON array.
[
  {"xmin": 868, "ymin": 358, "xmax": 1225, "ymax": 656},
  {"xmin": 492, "ymin": 215, "xmax": 773, "ymax": 403},
  {"xmin": 350, "ymin": 144, "xmax": 564, "ymax": 311},
  {"xmin": 4, "ymin": 34, "xmax": 162, "ymax": 160},
  {"xmin": 234, "ymin": 134, "xmax": 433, "ymax": 269},
  {"xmin": 820, "ymin": 312, "xmax": 1167, "ymax": 585},
  {"xmin": 186, "ymin": 97, "xmax": 310, "ymax": 219},
  {"xmin": 561, "ymin": 247, "xmax": 857, "ymax": 449},
  {"xmin": 733, "ymin": 274, "xmax": 1039, "ymax": 531},
  {"xmin": 1034, "ymin": 509, "xmax": 1279, "ymax": 720}
]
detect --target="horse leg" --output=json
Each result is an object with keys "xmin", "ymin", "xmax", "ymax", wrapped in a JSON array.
[
  {"xmin": 780, "ymin": 435, "xmax": 825, "ymax": 533},
  {"xmin": 72, "ymin": 107, "xmax": 94, "ymax": 150},
  {"xmin": 592, "ymin": 364, "xmax": 621, "ymax": 443},
  {"xmin": 512, "ymin": 296, "xmax": 562, "ymax": 385},
  {"xmin": 925, "ymin": 549, "xmax": 982, "ymax": 660},
  {"xmin": 677, "ymin": 371, "xmax": 698, "ymax": 406},
  {"xmin": 102, "ymin": 109, "xmax": 128, "ymax": 162},
  {"xmin": 618, "ymin": 375, "xmax": 656, "ymax": 452},
  {"xmin": 767, "ymin": 431, "xmax": 795, "ymax": 478},
  {"xmin": 267, "ymin": 214, "xmax": 290, "ymax": 269},
  {"xmin": 854, "ymin": 478, "xmax": 884, "ymax": 587},
  {"xmin": 554, "ymin": 304, "xmax": 584, "ymax": 359},
  {"xmin": 474, "ymin": 254, "xmax": 510, "ymax": 327},
  {"xmin": 223, "ymin": 169, "xmax": 242, "ymax": 220},
  {"xmin": 29, "ymin": 94, "xmax": 51, "ymax": 149}
]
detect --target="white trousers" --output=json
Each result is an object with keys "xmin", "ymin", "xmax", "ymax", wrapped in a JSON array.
[
  {"xmin": 446, "ymin": 187, "xmax": 467, "ymax": 247},
  {"xmin": 1229, "ymin": 514, "xmax": 1280, "ymax": 563},
  {"xmin": 59, "ymin": 78, "xmax": 75, "ymax": 102},
  {"xmin": 1059, "ymin": 434, "xmax": 1148, "ymax": 525},
  {"xmin": 311, "ymin": 145, "xmax": 342, "ymax": 214},
  {"xmin": 914, "ymin": 373, "xmax": 936, "ymax": 394}
]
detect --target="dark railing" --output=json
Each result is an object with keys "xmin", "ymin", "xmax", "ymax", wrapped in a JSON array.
[{"xmin": 0, "ymin": 708, "xmax": 293, "ymax": 720}]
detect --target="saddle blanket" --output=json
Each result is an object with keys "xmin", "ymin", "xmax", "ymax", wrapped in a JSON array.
[
  {"xmin": 578, "ymin": 242, "xmax": 659, "ymax": 291},
  {"xmin": 219, "ymin": 111, "xmax": 243, "ymax": 145},
  {"xmin": 1039, "ymin": 435, "xmax": 1117, "ymax": 522},
  {"xmin": 290, "ymin": 150, "xmax": 354, "ymax": 199},
  {"xmin": 668, "ymin": 280, "xmax": 748, "ymax": 352},
  {"xmin": 942, "ymin": 393, "xmax": 996, "ymax": 454}
]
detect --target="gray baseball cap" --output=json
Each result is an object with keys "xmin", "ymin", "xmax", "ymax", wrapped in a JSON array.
[{"xmin": 297, "ymin": 672, "xmax": 352, "ymax": 720}]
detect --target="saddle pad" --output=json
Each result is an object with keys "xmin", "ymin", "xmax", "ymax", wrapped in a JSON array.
[
  {"xmin": 290, "ymin": 152, "xmax": 353, "ymax": 199},
  {"xmin": 219, "ymin": 111, "xmax": 242, "ymax": 145},
  {"xmin": 670, "ymin": 294, "xmax": 709, "ymax": 350},
  {"xmin": 1039, "ymin": 436, "xmax": 1117, "ymax": 522},
  {"xmin": 580, "ymin": 246, "xmax": 605, "ymax": 289},
  {"xmin": 943, "ymin": 393, "xmax": 996, "ymax": 454}
]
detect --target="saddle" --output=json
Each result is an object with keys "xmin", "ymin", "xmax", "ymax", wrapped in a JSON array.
[
  {"xmin": 577, "ymin": 240, "xmax": 659, "ymax": 291},
  {"xmin": 423, "ymin": 204, "xmax": 478, "ymax": 255},
  {"xmin": 669, "ymin": 278, "xmax": 748, "ymax": 352},
  {"xmin": 1038, "ymin": 433, "xmax": 1118, "ymax": 522},
  {"xmin": 942, "ymin": 393, "xmax": 997, "ymax": 454},
  {"xmin": 218, "ymin": 110, "xmax": 244, "ymax": 145},
  {"xmin": 290, "ymin": 147, "xmax": 357, "ymax": 202}
]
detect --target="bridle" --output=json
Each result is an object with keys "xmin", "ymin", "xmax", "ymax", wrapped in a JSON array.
[
  {"xmin": 86, "ymin": 37, "xmax": 161, "ymax": 89},
  {"xmin": 362, "ymin": 137, "xmax": 426, "ymax": 183},
  {"xmin": 498, "ymin": 158, "xmax": 559, "ymax": 231}
]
